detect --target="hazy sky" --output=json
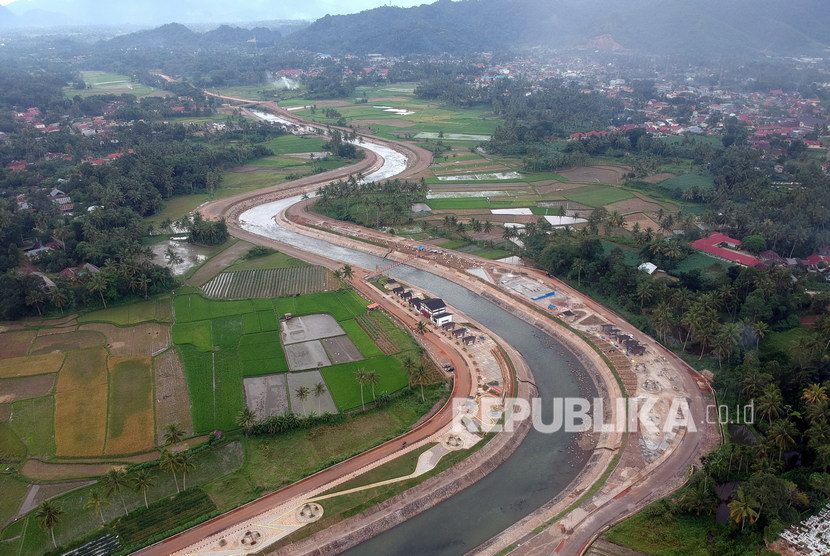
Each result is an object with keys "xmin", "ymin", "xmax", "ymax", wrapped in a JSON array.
[{"xmin": 0, "ymin": 0, "xmax": 438, "ymax": 20}]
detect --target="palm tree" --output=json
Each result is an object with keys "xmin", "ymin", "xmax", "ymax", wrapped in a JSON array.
[
  {"xmin": 806, "ymin": 420, "xmax": 830, "ymax": 448},
  {"xmin": 409, "ymin": 364, "xmax": 430, "ymax": 402},
  {"xmin": 87, "ymin": 272, "xmax": 109, "ymax": 309},
  {"xmin": 728, "ymin": 489, "xmax": 760, "ymax": 530},
  {"xmin": 416, "ymin": 321, "xmax": 427, "ymax": 335},
  {"xmin": 177, "ymin": 452, "xmax": 195, "ymax": 490},
  {"xmin": 130, "ymin": 470, "xmax": 156, "ymax": 509},
  {"xmin": 295, "ymin": 386, "xmax": 310, "ymax": 414},
  {"xmin": 102, "ymin": 469, "xmax": 131, "ymax": 515},
  {"xmin": 25, "ymin": 288, "xmax": 45, "ymax": 316},
  {"xmin": 49, "ymin": 287, "xmax": 69, "ymax": 314},
  {"xmin": 366, "ymin": 370, "xmax": 379, "ymax": 401},
  {"xmin": 752, "ymin": 321, "xmax": 769, "ymax": 350},
  {"xmin": 163, "ymin": 423, "xmax": 185, "ymax": 446},
  {"xmin": 83, "ymin": 489, "xmax": 112, "ymax": 525},
  {"xmin": 756, "ymin": 383, "xmax": 785, "ymax": 424},
  {"xmin": 635, "ymin": 279, "xmax": 655, "ymax": 310},
  {"xmin": 739, "ymin": 369, "xmax": 770, "ymax": 401},
  {"xmin": 236, "ymin": 407, "xmax": 257, "ymax": 436},
  {"xmin": 712, "ymin": 323, "xmax": 740, "ymax": 369},
  {"xmin": 36, "ymin": 500, "xmax": 65, "ymax": 549},
  {"xmin": 355, "ymin": 368, "xmax": 370, "ymax": 410},
  {"xmin": 483, "ymin": 220, "xmax": 492, "ymax": 233},
  {"xmin": 767, "ymin": 418, "xmax": 798, "ymax": 460},
  {"xmin": 159, "ymin": 448, "xmax": 180, "ymax": 493},
  {"xmin": 571, "ymin": 258, "xmax": 587, "ymax": 287},
  {"xmin": 313, "ymin": 382, "xmax": 327, "ymax": 413},
  {"xmin": 803, "ymin": 383, "xmax": 829, "ymax": 405},
  {"xmin": 341, "ymin": 264, "xmax": 353, "ymax": 280}
]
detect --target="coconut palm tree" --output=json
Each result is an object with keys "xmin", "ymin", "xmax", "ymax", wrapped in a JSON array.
[
  {"xmin": 356, "ymin": 368, "xmax": 373, "ymax": 410},
  {"xmin": 366, "ymin": 370, "xmax": 379, "ymax": 401},
  {"xmin": 295, "ymin": 386, "xmax": 310, "ymax": 414},
  {"xmin": 48, "ymin": 287, "xmax": 69, "ymax": 314},
  {"xmin": 416, "ymin": 321, "xmax": 427, "ymax": 335},
  {"xmin": 102, "ymin": 469, "xmax": 131, "ymax": 515},
  {"xmin": 313, "ymin": 382, "xmax": 327, "ymax": 413},
  {"xmin": 25, "ymin": 288, "xmax": 45, "ymax": 316},
  {"xmin": 87, "ymin": 272, "xmax": 109, "ymax": 309},
  {"xmin": 341, "ymin": 264, "xmax": 353, "ymax": 281},
  {"xmin": 409, "ymin": 364, "xmax": 430, "ymax": 402},
  {"xmin": 159, "ymin": 448, "xmax": 180, "ymax": 493},
  {"xmin": 728, "ymin": 489, "xmax": 760, "ymax": 530},
  {"xmin": 803, "ymin": 383, "xmax": 829, "ymax": 405},
  {"xmin": 806, "ymin": 419, "xmax": 830, "ymax": 449},
  {"xmin": 130, "ymin": 470, "xmax": 156, "ymax": 509},
  {"xmin": 83, "ymin": 490, "xmax": 111, "ymax": 525},
  {"xmin": 236, "ymin": 406, "xmax": 257, "ymax": 436},
  {"xmin": 163, "ymin": 423, "xmax": 185, "ymax": 446},
  {"xmin": 739, "ymin": 368, "xmax": 770, "ymax": 401},
  {"xmin": 767, "ymin": 419, "xmax": 798, "ymax": 461},
  {"xmin": 752, "ymin": 321, "xmax": 769, "ymax": 351},
  {"xmin": 571, "ymin": 258, "xmax": 587, "ymax": 287},
  {"xmin": 756, "ymin": 383, "xmax": 785, "ymax": 424},
  {"xmin": 36, "ymin": 500, "xmax": 65, "ymax": 548}
]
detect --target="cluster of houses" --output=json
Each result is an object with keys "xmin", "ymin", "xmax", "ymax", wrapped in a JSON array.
[
  {"xmin": 16, "ymin": 187, "xmax": 74, "ymax": 214},
  {"xmin": 691, "ymin": 232, "xmax": 830, "ymax": 274},
  {"xmin": 389, "ymin": 286, "xmax": 478, "ymax": 346},
  {"xmin": 599, "ymin": 324, "xmax": 646, "ymax": 356}
]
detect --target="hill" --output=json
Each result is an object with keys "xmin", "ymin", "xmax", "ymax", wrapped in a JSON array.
[{"xmin": 287, "ymin": 0, "xmax": 830, "ymax": 57}]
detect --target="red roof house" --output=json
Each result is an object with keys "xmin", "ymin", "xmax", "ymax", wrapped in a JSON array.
[{"xmin": 691, "ymin": 233, "xmax": 761, "ymax": 267}]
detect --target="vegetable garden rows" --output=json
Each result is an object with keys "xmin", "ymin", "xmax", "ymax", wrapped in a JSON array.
[{"xmin": 201, "ymin": 267, "xmax": 335, "ymax": 299}]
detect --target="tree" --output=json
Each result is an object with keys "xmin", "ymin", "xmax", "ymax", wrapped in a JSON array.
[
  {"xmin": 752, "ymin": 321, "xmax": 768, "ymax": 350},
  {"xmin": 756, "ymin": 384, "xmax": 785, "ymax": 424},
  {"xmin": 295, "ymin": 385, "xmax": 310, "ymax": 414},
  {"xmin": 341, "ymin": 264, "xmax": 353, "ymax": 281},
  {"xmin": 130, "ymin": 470, "xmax": 156, "ymax": 509},
  {"xmin": 177, "ymin": 452, "xmax": 195, "ymax": 490},
  {"xmin": 767, "ymin": 419, "xmax": 798, "ymax": 460},
  {"xmin": 102, "ymin": 469, "xmax": 131, "ymax": 515},
  {"xmin": 87, "ymin": 272, "xmax": 109, "ymax": 309},
  {"xmin": 416, "ymin": 321, "xmax": 427, "ymax": 335},
  {"xmin": 49, "ymin": 287, "xmax": 69, "ymax": 314},
  {"xmin": 409, "ymin": 364, "xmax": 430, "ymax": 402},
  {"xmin": 803, "ymin": 383, "xmax": 829, "ymax": 405},
  {"xmin": 236, "ymin": 406, "xmax": 257, "ymax": 436},
  {"xmin": 355, "ymin": 368, "xmax": 369, "ymax": 410},
  {"xmin": 366, "ymin": 370, "xmax": 379, "ymax": 400},
  {"xmin": 164, "ymin": 246, "xmax": 184, "ymax": 268},
  {"xmin": 25, "ymin": 288, "xmax": 45, "ymax": 316},
  {"xmin": 571, "ymin": 258, "xmax": 587, "ymax": 287},
  {"xmin": 36, "ymin": 500, "xmax": 65, "ymax": 549},
  {"xmin": 635, "ymin": 278, "xmax": 655, "ymax": 310},
  {"xmin": 728, "ymin": 489, "xmax": 760, "ymax": 530},
  {"xmin": 83, "ymin": 490, "xmax": 111, "ymax": 525},
  {"xmin": 313, "ymin": 382, "xmax": 327, "ymax": 413},
  {"xmin": 163, "ymin": 423, "xmax": 185, "ymax": 446},
  {"xmin": 159, "ymin": 448, "xmax": 180, "ymax": 493}
]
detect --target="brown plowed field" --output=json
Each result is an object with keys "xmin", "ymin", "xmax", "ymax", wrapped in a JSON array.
[
  {"xmin": 29, "ymin": 330, "xmax": 105, "ymax": 355},
  {"xmin": 0, "ymin": 374, "xmax": 55, "ymax": 402},
  {"xmin": 80, "ymin": 322, "xmax": 170, "ymax": 356},
  {"xmin": 0, "ymin": 329, "xmax": 36, "ymax": 358}
]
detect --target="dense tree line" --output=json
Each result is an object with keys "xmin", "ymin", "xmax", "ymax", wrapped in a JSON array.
[{"xmin": 314, "ymin": 175, "xmax": 427, "ymax": 228}]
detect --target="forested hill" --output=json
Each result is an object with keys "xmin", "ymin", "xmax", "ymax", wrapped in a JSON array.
[{"xmin": 288, "ymin": 0, "xmax": 830, "ymax": 57}]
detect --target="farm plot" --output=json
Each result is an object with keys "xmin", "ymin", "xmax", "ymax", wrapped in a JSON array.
[
  {"xmin": 284, "ymin": 340, "xmax": 331, "ymax": 371},
  {"xmin": 154, "ymin": 349, "xmax": 193, "ymax": 443},
  {"xmin": 8, "ymin": 396, "xmax": 55, "ymax": 457},
  {"xmin": 212, "ymin": 315, "xmax": 245, "ymax": 349},
  {"xmin": 78, "ymin": 297, "xmax": 171, "ymax": 325},
  {"xmin": 292, "ymin": 290, "xmax": 369, "ymax": 322},
  {"xmin": 174, "ymin": 294, "xmax": 254, "ymax": 323},
  {"xmin": 239, "ymin": 332, "xmax": 288, "ymax": 376},
  {"xmin": 243, "ymin": 374, "xmax": 289, "ymax": 420},
  {"xmin": 29, "ymin": 330, "xmax": 105, "ymax": 355},
  {"xmin": 320, "ymin": 356, "xmax": 409, "ymax": 411},
  {"xmin": 212, "ymin": 349, "xmax": 244, "ymax": 431},
  {"xmin": 171, "ymin": 321, "xmax": 213, "ymax": 351},
  {"xmin": 202, "ymin": 266, "xmax": 332, "ymax": 299},
  {"xmin": 341, "ymin": 318, "xmax": 386, "ymax": 357},
  {"xmin": 562, "ymin": 185, "xmax": 635, "ymax": 208},
  {"xmin": 281, "ymin": 314, "xmax": 346, "ymax": 344},
  {"xmin": 105, "ymin": 357, "xmax": 155, "ymax": 455},
  {"xmin": 0, "ymin": 353, "xmax": 64, "ymax": 379},
  {"xmin": 321, "ymin": 335, "xmax": 364, "ymax": 364},
  {"xmin": 0, "ymin": 375, "xmax": 55, "ymax": 403},
  {"xmin": 54, "ymin": 348, "xmax": 109, "ymax": 457},
  {"xmin": 0, "ymin": 329, "xmax": 36, "ymax": 359},
  {"xmin": 80, "ymin": 322, "xmax": 170, "ymax": 356},
  {"xmin": 178, "ymin": 345, "xmax": 216, "ymax": 434},
  {"xmin": 287, "ymin": 370, "xmax": 337, "ymax": 416}
]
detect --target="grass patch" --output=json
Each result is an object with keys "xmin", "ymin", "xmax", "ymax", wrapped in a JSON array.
[
  {"xmin": 0, "ymin": 422, "xmax": 27, "ymax": 462},
  {"xmin": 673, "ymin": 252, "xmax": 729, "ymax": 274},
  {"xmin": 225, "ymin": 250, "xmax": 309, "ymax": 271},
  {"xmin": 105, "ymin": 357, "xmax": 154, "ymax": 455},
  {"xmin": 658, "ymin": 173, "xmax": 715, "ymax": 191},
  {"xmin": 600, "ymin": 240, "xmax": 642, "ymax": 267},
  {"xmin": 763, "ymin": 327, "xmax": 815, "ymax": 355},
  {"xmin": 264, "ymin": 135, "xmax": 328, "ymax": 154},
  {"xmin": 177, "ymin": 345, "xmax": 215, "ymax": 433},
  {"xmin": 54, "ymin": 348, "xmax": 109, "ymax": 457},
  {"xmin": 0, "ymin": 475, "xmax": 29, "ymax": 524},
  {"xmin": 211, "ymin": 315, "xmax": 244, "ymax": 349},
  {"xmin": 239, "ymin": 332, "xmax": 288, "ymax": 376}
]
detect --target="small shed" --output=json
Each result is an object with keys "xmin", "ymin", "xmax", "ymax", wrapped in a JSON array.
[
  {"xmin": 629, "ymin": 345, "xmax": 646, "ymax": 356},
  {"xmin": 452, "ymin": 328, "xmax": 467, "ymax": 338},
  {"xmin": 463, "ymin": 335, "xmax": 476, "ymax": 345},
  {"xmin": 391, "ymin": 286, "xmax": 405, "ymax": 296},
  {"xmin": 441, "ymin": 322, "xmax": 456, "ymax": 331}
]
